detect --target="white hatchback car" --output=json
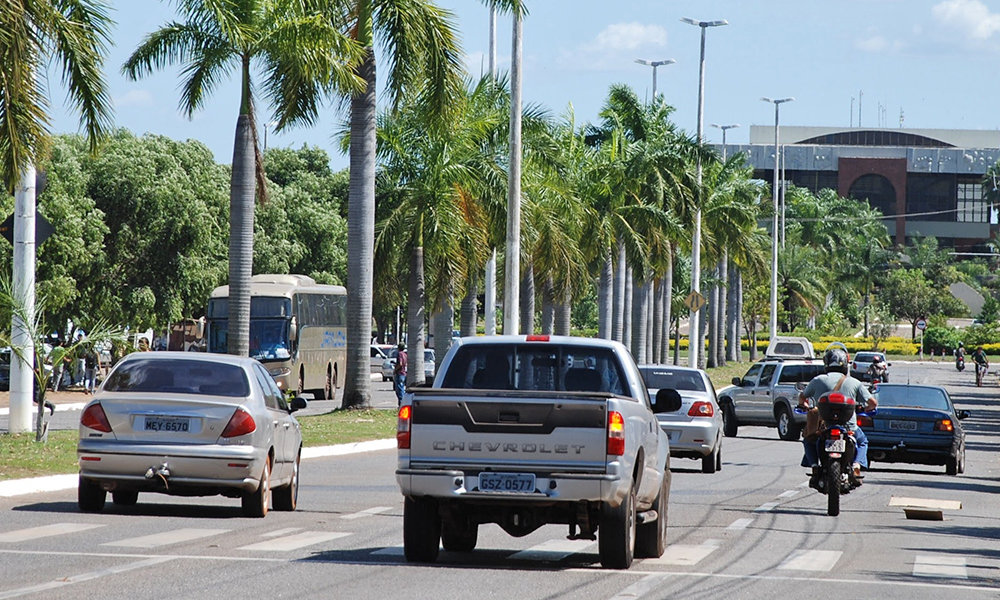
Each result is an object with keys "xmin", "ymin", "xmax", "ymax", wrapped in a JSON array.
[
  {"xmin": 381, "ymin": 348, "xmax": 436, "ymax": 384},
  {"xmin": 639, "ymin": 364, "xmax": 723, "ymax": 473},
  {"xmin": 77, "ymin": 351, "xmax": 306, "ymax": 517}
]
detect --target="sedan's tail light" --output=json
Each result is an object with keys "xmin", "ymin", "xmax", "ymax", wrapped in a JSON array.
[
  {"xmin": 607, "ymin": 411, "xmax": 625, "ymax": 456},
  {"xmin": 397, "ymin": 405, "xmax": 412, "ymax": 449},
  {"xmin": 935, "ymin": 419, "xmax": 954, "ymax": 432},
  {"xmin": 688, "ymin": 402, "xmax": 715, "ymax": 417},
  {"xmin": 857, "ymin": 414, "xmax": 874, "ymax": 428},
  {"xmin": 81, "ymin": 403, "xmax": 112, "ymax": 433},
  {"xmin": 221, "ymin": 407, "xmax": 256, "ymax": 438}
]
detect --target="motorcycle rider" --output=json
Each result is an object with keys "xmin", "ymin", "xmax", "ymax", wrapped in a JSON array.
[
  {"xmin": 972, "ymin": 345, "xmax": 989, "ymax": 384},
  {"xmin": 798, "ymin": 346, "xmax": 877, "ymax": 488},
  {"xmin": 955, "ymin": 342, "xmax": 965, "ymax": 371},
  {"xmin": 866, "ymin": 355, "xmax": 888, "ymax": 382}
]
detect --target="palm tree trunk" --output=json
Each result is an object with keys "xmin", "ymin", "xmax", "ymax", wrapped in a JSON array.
[
  {"xmin": 665, "ymin": 247, "xmax": 674, "ymax": 364},
  {"xmin": 623, "ymin": 267, "xmax": 633, "ymax": 350},
  {"xmin": 652, "ymin": 278, "xmax": 663, "ymax": 364},
  {"xmin": 485, "ymin": 249, "xmax": 497, "ymax": 334},
  {"xmin": 432, "ymin": 296, "xmax": 454, "ymax": 364},
  {"xmin": 708, "ymin": 265, "xmax": 719, "ymax": 368},
  {"xmin": 612, "ymin": 241, "xmax": 625, "ymax": 342},
  {"xmin": 460, "ymin": 282, "xmax": 477, "ymax": 336},
  {"xmin": 540, "ymin": 278, "xmax": 554, "ymax": 334},
  {"xmin": 598, "ymin": 252, "xmax": 613, "ymax": 339},
  {"xmin": 630, "ymin": 274, "xmax": 647, "ymax": 363},
  {"xmin": 718, "ymin": 256, "xmax": 728, "ymax": 366},
  {"xmin": 519, "ymin": 262, "xmax": 534, "ymax": 334},
  {"xmin": 227, "ymin": 109, "xmax": 255, "ymax": 358},
  {"xmin": 735, "ymin": 269, "xmax": 744, "ymax": 361},
  {"xmin": 343, "ymin": 47, "xmax": 377, "ymax": 408},
  {"xmin": 555, "ymin": 286, "xmax": 571, "ymax": 335},
  {"xmin": 407, "ymin": 246, "xmax": 425, "ymax": 386}
]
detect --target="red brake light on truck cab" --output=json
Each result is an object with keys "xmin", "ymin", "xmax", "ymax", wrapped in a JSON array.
[
  {"xmin": 81, "ymin": 403, "xmax": 112, "ymax": 433},
  {"xmin": 397, "ymin": 405, "xmax": 412, "ymax": 449},
  {"xmin": 221, "ymin": 407, "xmax": 256, "ymax": 438},
  {"xmin": 687, "ymin": 402, "xmax": 715, "ymax": 417},
  {"xmin": 607, "ymin": 411, "xmax": 625, "ymax": 456},
  {"xmin": 525, "ymin": 335, "xmax": 550, "ymax": 342}
]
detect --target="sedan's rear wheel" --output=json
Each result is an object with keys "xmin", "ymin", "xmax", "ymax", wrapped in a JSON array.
[
  {"xmin": 946, "ymin": 454, "xmax": 960, "ymax": 476},
  {"xmin": 78, "ymin": 476, "xmax": 106, "ymax": 513},
  {"xmin": 242, "ymin": 459, "xmax": 271, "ymax": 517},
  {"xmin": 273, "ymin": 451, "xmax": 300, "ymax": 511},
  {"xmin": 702, "ymin": 443, "xmax": 719, "ymax": 474},
  {"xmin": 112, "ymin": 490, "xmax": 138, "ymax": 506}
]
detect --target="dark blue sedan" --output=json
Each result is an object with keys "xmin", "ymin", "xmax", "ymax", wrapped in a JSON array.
[{"xmin": 863, "ymin": 383, "xmax": 970, "ymax": 475}]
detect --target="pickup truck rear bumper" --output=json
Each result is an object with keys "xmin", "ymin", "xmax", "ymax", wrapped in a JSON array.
[{"xmin": 397, "ymin": 468, "xmax": 620, "ymax": 502}]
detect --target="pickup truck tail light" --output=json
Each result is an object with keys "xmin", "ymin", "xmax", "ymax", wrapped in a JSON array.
[
  {"xmin": 607, "ymin": 411, "xmax": 625, "ymax": 456},
  {"xmin": 81, "ymin": 403, "xmax": 112, "ymax": 433},
  {"xmin": 397, "ymin": 405, "xmax": 412, "ymax": 449},
  {"xmin": 688, "ymin": 402, "xmax": 714, "ymax": 417},
  {"xmin": 935, "ymin": 418, "xmax": 954, "ymax": 432}
]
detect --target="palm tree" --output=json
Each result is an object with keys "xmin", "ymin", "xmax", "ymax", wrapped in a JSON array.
[
  {"xmin": 338, "ymin": 0, "xmax": 463, "ymax": 409},
  {"xmin": 125, "ymin": 0, "xmax": 363, "ymax": 360}
]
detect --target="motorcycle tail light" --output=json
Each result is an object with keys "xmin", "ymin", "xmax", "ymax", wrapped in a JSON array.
[
  {"xmin": 829, "ymin": 428, "xmax": 842, "ymax": 439},
  {"xmin": 687, "ymin": 402, "xmax": 715, "ymax": 417},
  {"xmin": 397, "ymin": 405, "xmax": 412, "ymax": 449},
  {"xmin": 607, "ymin": 411, "xmax": 625, "ymax": 456},
  {"xmin": 935, "ymin": 419, "xmax": 954, "ymax": 432}
]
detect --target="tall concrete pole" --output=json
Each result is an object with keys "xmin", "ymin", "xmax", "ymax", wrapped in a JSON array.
[
  {"xmin": 503, "ymin": 11, "xmax": 522, "ymax": 334},
  {"xmin": 484, "ymin": 2, "xmax": 498, "ymax": 335},
  {"xmin": 9, "ymin": 166, "xmax": 37, "ymax": 433}
]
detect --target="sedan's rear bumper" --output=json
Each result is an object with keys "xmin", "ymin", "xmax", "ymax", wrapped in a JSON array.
[
  {"xmin": 657, "ymin": 419, "xmax": 719, "ymax": 458},
  {"xmin": 867, "ymin": 436, "xmax": 958, "ymax": 466}
]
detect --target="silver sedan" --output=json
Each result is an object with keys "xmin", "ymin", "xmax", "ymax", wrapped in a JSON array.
[
  {"xmin": 640, "ymin": 364, "xmax": 723, "ymax": 474},
  {"xmin": 77, "ymin": 351, "xmax": 306, "ymax": 517}
]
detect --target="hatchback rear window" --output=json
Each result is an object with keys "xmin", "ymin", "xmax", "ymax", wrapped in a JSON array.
[
  {"xmin": 103, "ymin": 359, "xmax": 250, "ymax": 397},
  {"xmin": 641, "ymin": 369, "xmax": 706, "ymax": 392}
]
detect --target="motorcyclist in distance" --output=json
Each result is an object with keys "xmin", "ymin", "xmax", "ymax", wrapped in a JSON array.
[
  {"xmin": 866, "ymin": 355, "xmax": 888, "ymax": 382},
  {"xmin": 972, "ymin": 345, "xmax": 989, "ymax": 385},
  {"xmin": 798, "ymin": 347, "xmax": 877, "ymax": 487},
  {"xmin": 955, "ymin": 342, "xmax": 966, "ymax": 371}
]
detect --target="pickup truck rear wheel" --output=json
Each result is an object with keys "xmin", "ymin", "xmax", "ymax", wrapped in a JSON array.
[
  {"xmin": 441, "ymin": 520, "xmax": 478, "ymax": 552},
  {"xmin": 634, "ymin": 475, "xmax": 668, "ymax": 558},
  {"xmin": 599, "ymin": 484, "xmax": 636, "ymax": 569},
  {"xmin": 776, "ymin": 406, "xmax": 801, "ymax": 441},
  {"xmin": 721, "ymin": 403, "xmax": 738, "ymax": 438},
  {"xmin": 404, "ymin": 497, "xmax": 441, "ymax": 563}
]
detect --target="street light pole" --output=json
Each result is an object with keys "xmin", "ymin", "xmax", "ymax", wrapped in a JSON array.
[
  {"xmin": 761, "ymin": 96, "xmax": 794, "ymax": 343},
  {"xmin": 710, "ymin": 123, "xmax": 740, "ymax": 160},
  {"xmin": 634, "ymin": 58, "xmax": 675, "ymax": 99},
  {"xmin": 682, "ymin": 17, "xmax": 727, "ymax": 369}
]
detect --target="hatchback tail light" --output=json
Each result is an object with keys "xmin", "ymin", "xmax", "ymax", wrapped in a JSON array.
[
  {"xmin": 607, "ymin": 411, "xmax": 625, "ymax": 456},
  {"xmin": 221, "ymin": 407, "xmax": 256, "ymax": 438},
  {"xmin": 81, "ymin": 403, "xmax": 112, "ymax": 433},
  {"xmin": 935, "ymin": 418, "xmax": 954, "ymax": 432},
  {"xmin": 397, "ymin": 405, "xmax": 412, "ymax": 449},
  {"xmin": 688, "ymin": 402, "xmax": 715, "ymax": 417}
]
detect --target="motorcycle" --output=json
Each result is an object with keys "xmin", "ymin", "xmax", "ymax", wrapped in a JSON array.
[
  {"xmin": 866, "ymin": 362, "xmax": 888, "ymax": 383},
  {"xmin": 796, "ymin": 392, "xmax": 872, "ymax": 517},
  {"xmin": 956, "ymin": 355, "xmax": 965, "ymax": 372}
]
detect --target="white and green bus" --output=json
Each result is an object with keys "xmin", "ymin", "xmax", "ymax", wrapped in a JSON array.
[{"xmin": 206, "ymin": 274, "xmax": 346, "ymax": 399}]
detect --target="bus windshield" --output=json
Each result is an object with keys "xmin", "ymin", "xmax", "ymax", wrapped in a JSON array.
[{"xmin": 207, "ymin": 319, "xmax": 290, "ymax": 361}]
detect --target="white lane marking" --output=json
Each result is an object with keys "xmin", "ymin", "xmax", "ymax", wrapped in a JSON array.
[
  {"xmin": 261, "ymin": 528, "xmax": 302, "ymax": 538},
  {"xmin": 607, "ymin": 574, "xmax": 670, "ymax": 599},
  {"xmin": 889, "ymin": 496, "xmax": 962, "ymax": 511},
  {"xmin": 341, "ymin": 506, "xmax": 392, "ymax": 520},
  {"xmin": 239, "ymin": 531, "xmax": 350, "ymax": 552},
  {"xmin": 913, "ymin": 555, "xmax": 967, "ymax": 578},
  {"xmin": 371, "ymin": 545, "xmax": 404, "ymax": 556},
  {"xmin": 0, "ymin": 523, "xmax": 104, "ymax": 543},
  {"xmin": 778, "ymin": 490, "xmax": 800, "ymax": 499},
  {"xmin": 301, "ymin": 439, "xmax": 396, "ymax": 458},
  {"xmin": 753, "ymin": 502, "xmax": 779, "ymax": 512},
  {"xmin": 103, "ymin": 528, "xmax": 230, "ymax": 548},
  {"xmin": 642, "ymin": 542, "xmax": 719, "ymax": 566},
  {"xmin": 0, "ymin": 556, "xmax": 175, "ymax": 600},
  {"xmin": 0, "ymin": 474, "xmax": 77, "ymax": 498},
  {"xmin": 508, "ymin": 539, "xmax": 595, "ymax": 561},
  {"xmin": 778, "ymin": 549, "xmax": 842, "ymax": 571},
  {"xmin": 727, "ymin": 518, "xmax": 753, "ymax": 531}
]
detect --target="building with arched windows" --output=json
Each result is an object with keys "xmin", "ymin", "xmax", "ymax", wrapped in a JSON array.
[{"xmin": 729, "ymin": 127, "xmax": 1000, "ymax": 251}]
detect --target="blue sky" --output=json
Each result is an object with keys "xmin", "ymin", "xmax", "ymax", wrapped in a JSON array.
[{"xmin": 48, "ymin": 0, "xmax": 1000, "ymax": 172}]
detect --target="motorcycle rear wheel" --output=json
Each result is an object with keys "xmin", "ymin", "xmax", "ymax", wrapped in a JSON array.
[{"xmin": 826, "ymin": 461, "xmax": 841, "ymax": 517}]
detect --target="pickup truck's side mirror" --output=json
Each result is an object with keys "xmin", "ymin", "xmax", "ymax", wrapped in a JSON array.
[
  {"xmin": 731, "ymin": 376, "xmax": 742, "ymax": 387},
  {"xmin": 654, "ymin": 388, "xmax": 683, "ymax": 413},
  {"xmin": 289, "ymin": 395, "xmax": 308, "ymax": 412}
]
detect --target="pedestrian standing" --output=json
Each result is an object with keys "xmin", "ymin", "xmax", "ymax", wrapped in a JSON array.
[
  {"xmin": 393, "ymin": 343, "xmax": 408, "ymax": 404},
  {"xmin": 50, "ymin": 341, "xmax": 68, "ymax": 391},
  {"xmin": 84, "ymin": 346, "xmax": 99, "ymax": 394}
]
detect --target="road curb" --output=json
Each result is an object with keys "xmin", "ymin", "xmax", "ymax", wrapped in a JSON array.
[{"xmin": 0, "ymin": 437, "xmax": 396, "ymax": 498}]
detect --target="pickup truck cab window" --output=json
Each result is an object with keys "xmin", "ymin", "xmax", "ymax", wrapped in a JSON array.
[
  {"xmin": 758, "ymin": 364, "xmax": 776, "ymax": 387},
  {"xmin": 738, "ymin": 363, "xmax": 763, "ymax": 386}
]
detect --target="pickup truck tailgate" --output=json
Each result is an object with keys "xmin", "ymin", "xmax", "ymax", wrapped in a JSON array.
[{"xmin": 407, "ymin": 391, "xmax": 609, "ymax": 471}]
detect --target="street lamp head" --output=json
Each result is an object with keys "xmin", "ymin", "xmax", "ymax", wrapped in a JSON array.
[
  {"xmin": 711, "ymin": 123, "xmax": 740, "ymax": 131},
  {"xmin": 681, "ymin": 17, "xmax": 728, "ymax": 28},
  {"xmin": 636, "ymin": 58, "xmax": 676, "ymax": 67},
  {"xmin": 761, "ymin": 97, "xmax": 795, "ymax": 105}
]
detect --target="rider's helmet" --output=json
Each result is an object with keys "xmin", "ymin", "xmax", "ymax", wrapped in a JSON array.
[
  {"xmin": 959, "ymin": 342, "xmax": 964, "ymax": 348},
  {"xmin": 872, "ymin": 355, "xmax": 882, "ymax": 364},
  {"xmin": 823, "ymin": 347, "xmax": 849, "ymax": 374}
]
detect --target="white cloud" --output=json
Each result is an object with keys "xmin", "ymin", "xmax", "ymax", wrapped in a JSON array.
[
  {"xmin": 856, "ymin": 35, "xmax": 890, "ymax": 52},
  {"xmin": 593, "ymin": 22, "xmax": 667, "ymax": 52},
  {"xmin": 114, "ymin": 89, "xmax": 154, "ymax": 109},
  {"xmin": 557, "ymin": 22, "xmax": 668, "ymax": 71},
  {"xmin": 932, "ymin": 0, "xmax": 1000, "ymax": 41}
]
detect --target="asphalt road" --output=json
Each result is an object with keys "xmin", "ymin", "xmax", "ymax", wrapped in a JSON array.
[{"xmin": 0, "ymin": 360, "xmax": 998, "ymax": 599}]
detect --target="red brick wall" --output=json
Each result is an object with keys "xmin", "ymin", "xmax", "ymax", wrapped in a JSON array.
[{"xmin": 838, "ymin": 157, "xmax": 907, "ymax": 246}]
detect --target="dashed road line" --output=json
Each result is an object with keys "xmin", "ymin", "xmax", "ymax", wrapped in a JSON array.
[
  {"xmin": 726, "ymin": 518, "xmax": 753, "ymax": 531},
  {"xmin": 508, "ymin": 539, "xmax": 595, "ymax": 562},
  {"xmin": 238, "ymin": 531, "xmax": 350, "ymax": 552},
  {"xmin": 913, "ymin": 555, "xmax": 967, "ymax": 579},
  {"xmin": 778, "ymin": 549, "xmax": 842, "ymax": 571},
  {"xmin": 103, "ymin": 528, "xmax": 230, "ymax": 548},
  {"xmin": 0, "ymin": 523, "xmax": 104, "ymax": 543},
  {"xmin": 341, "ymin": 506, "xmax": 392, "ymax": 520},
  {"xmin": 0, "ymin": 556, "xmax": 176, "ymax": 600}
]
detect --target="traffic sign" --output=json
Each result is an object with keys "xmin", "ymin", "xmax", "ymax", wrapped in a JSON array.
[
  {"xmin": 684, "ymin": 291, "xmax": 707, "ymax": 312},
  {"xmin": 916, "ymin": 318, "xmax": 927, "ymax": 331},
  {"xmin": 0, "ymin": 212, "xmax": 54, "ymax": 246}
]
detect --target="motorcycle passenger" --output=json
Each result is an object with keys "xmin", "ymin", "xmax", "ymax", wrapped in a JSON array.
[
  {"xmin": 955, "ymin": 342, "xmax": 965, "ymax": 369},
  {"xmin": 798, "ymin": 347, "xmax": 877, "ymax": 486},
  {"xmin": 972, "ymin": 345, "xmax": 989, "ymax": 383},
  {"xmin": 866, "ymin": 355, "xmax": 887, "ymax": 382}
]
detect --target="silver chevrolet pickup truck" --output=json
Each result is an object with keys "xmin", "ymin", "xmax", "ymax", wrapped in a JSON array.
[{"xmin": 396, "ymin": 335, "xmax": 671, "ymax": 569}]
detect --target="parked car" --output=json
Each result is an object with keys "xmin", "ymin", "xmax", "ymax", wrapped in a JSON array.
[
  {"xmin": 370, "ymin": 344, "xmax": 390, "ymax": 371},
  {"xmin": 865, "ymin": 383, "xmax": 969, "ymax": 475},
  {"xmin": 851, "ymin": 350, "xmax": 889, "ymax": 381},
  {"xmin": 76, "ymin": 351, "xmax": 307, "ymax": 516},
  {"xmin": 639, "ymin": 364, "xmax": 723, "ymax": 473},
  {"xmin": 381, "ymin": 348, "xmax": 435, "ymax": 384}
]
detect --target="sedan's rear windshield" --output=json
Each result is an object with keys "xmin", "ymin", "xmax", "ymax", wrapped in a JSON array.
[
  {"xmin": 103, "ymin": 359, "xmax": 250, "ymax": 397},
  {"xmin": 640, "ymin": 369, "xmax": 706, "ymax": 392},
  {"xmin": 441, "ymin": 344, "xmax": 629, "ymax": 396},
  {"xmin": 876, "ymin": 386, "xmax": 950, "ymax": 411}
]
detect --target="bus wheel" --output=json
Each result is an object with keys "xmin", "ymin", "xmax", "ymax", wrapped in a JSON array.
[
  {"xmin": 297, "ymin": 372, "xmax": 305, "ymax": 397},
  {"xmin": 324, "ymin": 368, "xmax": 334, "ymax": 401}
]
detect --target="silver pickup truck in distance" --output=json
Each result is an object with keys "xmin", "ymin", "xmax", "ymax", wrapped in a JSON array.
[{"xmin": 396, "ymin": 335, "xmax": 672, "ymax": 569}]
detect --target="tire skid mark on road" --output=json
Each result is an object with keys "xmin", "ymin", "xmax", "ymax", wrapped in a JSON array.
[{"xmin": 0, "ymin": 556, "xmax": 176, "ymax": 600}]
